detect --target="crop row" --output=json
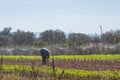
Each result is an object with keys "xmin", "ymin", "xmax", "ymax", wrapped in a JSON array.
[
  {"xmin": 1, "ymin": 54, "xmax": 120, "ymax": 61},
  {"xmin": 0, "ymin": 64, "xmax": 120, "ymax": 80}
]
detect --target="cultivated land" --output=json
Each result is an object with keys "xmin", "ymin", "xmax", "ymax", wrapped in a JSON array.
[
  {"xmin": 0, "ymin": 54, "xmax": 120, "ymax": 80},
  {"xmin": 2, "ymin": 59, "xmax": 120, "ymax": 70}
]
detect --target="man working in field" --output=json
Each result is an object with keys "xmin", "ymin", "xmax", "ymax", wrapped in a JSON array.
[{"xmin": 40, "ymin": 48, "xmax": 50, "ymax": 64}]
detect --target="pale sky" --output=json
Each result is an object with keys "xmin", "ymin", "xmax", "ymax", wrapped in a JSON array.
[{"xmin": 0, "ymin": 0, "xmax": 120, "ymax": 34}]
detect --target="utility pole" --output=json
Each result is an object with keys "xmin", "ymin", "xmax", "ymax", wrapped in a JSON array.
[
  {"xmin": 100, "ymin": 25, "xmax": 103, "ymax": 35},
  {"xmin": 100, "ymin": 25, "xmax": 103, "ymax": 42},
  {"xmin": 99, "ymin": 25, "xmax": 103, "ymax": 53}
]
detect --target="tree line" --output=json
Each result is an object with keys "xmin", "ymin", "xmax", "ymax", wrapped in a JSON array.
[{"xmin": 0, "ymin": 27, "xmax": 120, "ymax": 47}]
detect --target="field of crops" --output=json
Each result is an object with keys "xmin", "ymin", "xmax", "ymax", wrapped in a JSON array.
[
  {"xmin": 2, "ymin": 54, "xmax": 120, "ymax": 60},
  {"xmin": 0, "ymin": 54, "xmax": 120, "ymax": 80}
]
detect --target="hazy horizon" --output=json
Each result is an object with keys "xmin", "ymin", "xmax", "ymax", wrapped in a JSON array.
[{"xmin": 0, "ymin": 0, "xmax": 120, "ymax": 34}]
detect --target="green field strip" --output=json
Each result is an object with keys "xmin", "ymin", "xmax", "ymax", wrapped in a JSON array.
[
  {"xmin": 1, "ymin": 54, "xmax": 120, "ymax": 61},
  {"xmin": 1, "ymin": 64, "xmax": 120, "ymax": 79}
]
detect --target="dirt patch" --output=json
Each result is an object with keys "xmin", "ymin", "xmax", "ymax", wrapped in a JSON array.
[{"xmin": 2, "ymin": 59, "xmax": 120, "ymax": 70}]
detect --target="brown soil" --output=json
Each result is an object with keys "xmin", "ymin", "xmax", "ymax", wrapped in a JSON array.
[{"xmin": 2, "ymin": 59, "xmax": 120, "ymax": 70}]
